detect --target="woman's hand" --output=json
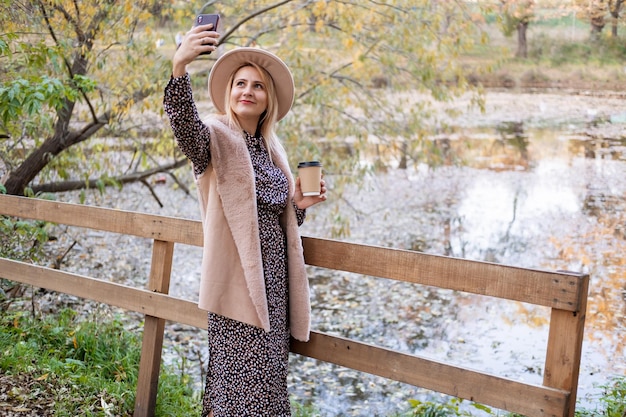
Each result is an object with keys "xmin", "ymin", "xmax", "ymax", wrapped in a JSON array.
[
  {"xmin": 294, "ymin": 177, "xmax": 327, "ymax": 210},
  {"xmin": 172, "ymin": 24, "xmax": 220, "ymax": 77}
]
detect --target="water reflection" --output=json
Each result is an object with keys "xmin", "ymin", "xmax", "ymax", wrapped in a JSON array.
[{"xmin": 295, "ymin": 126, "xmax": 626, "ymax": 415}]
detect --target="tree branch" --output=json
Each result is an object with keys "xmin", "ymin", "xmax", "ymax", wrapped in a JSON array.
[
  {"xmin": 30, "ymin": 158, "xmax": 189, "ymax": 194},
  {"xmin": 221, "ymin": 0, "xmax": 294, "ymax": 41},
  {"xmin": 140, "ymin": 178, "xmax": 164, "ymax": 207}
]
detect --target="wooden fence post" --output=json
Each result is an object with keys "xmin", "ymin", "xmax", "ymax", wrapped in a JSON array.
[
  {"xmin": 133, "ymin": 240, "xmax": 174, "ymax": 417},
  {"xmin": 543, "ymin": 273, "xmax": 590, "ymax": 417}
]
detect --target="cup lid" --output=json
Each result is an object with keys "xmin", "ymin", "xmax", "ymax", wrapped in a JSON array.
[{"xmin": 298, "ymin": 161, "xmax": 322, "ymax": 168}]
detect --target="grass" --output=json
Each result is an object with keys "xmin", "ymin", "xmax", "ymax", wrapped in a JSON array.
[
  {"xmin": 575, "ymin": 377, "xmax": 626, "ymax": 417},
  {"xmin": 0, "ymin": 307, "xmax": 202, "ymax": 416}
]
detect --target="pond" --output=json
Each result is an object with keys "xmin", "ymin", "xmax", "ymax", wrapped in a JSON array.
[{"xmin": 293, "ymin": 122, "xmax": 626, "ymax": 415}]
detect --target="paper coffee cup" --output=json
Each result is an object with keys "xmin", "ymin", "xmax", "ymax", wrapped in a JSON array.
[{"xmin": 297, "ymin": 161, "xmax": 322, "ymax": 196}]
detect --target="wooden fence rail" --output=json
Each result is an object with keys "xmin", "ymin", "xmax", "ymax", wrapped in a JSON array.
[{"xmin": 0, "ymin": 194, "xmax": 589, "ymax": 417}]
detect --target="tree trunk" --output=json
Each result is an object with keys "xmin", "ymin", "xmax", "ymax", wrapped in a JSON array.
[
  {"xmin": 4, "ymin": 118, "xmax": 108, "ymax": 196},
  {"xmin": 398, "ymin": 141, "xmax": 408, "ymax": 170},
  {"xmin": 590, "ymin": 17, "xmax": 605, "ymax": 37},
  {"xmin": 516, "ymin": 21, "xmax": 528, "ymax": 58},
  {"xmin": 609, "ymin": 0, "xmax": 624, "ymax": 37}
]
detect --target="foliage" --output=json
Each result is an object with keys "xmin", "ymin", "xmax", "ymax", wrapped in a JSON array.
[
  {"xmin": 499, "ymin": 0, "xmax": 535, "ymax": 37},
  {"xmin": 264, "ymin": 1, "xmax": 489, "ymax": 172},
  {"xmin": 0, "ymin": 305, "xmax": 337, "ymax": 416},
  {"xmin": 573, "ymin": 0, "xmax": 610, "ymax": 29},
  {"xmin": 399, "ymin": 384, "xmax": 626, "ymax": 417},
  {"xmin": 575, "ymin": 376, "xmax": 626, "ymax": 417},
  {"xmin": 0, "ymin": 1, "xmax": 490, "ymax": 217},
  {"xmin": 2, "ymin": 1, "xmax": 626, "ymax": 205},
  {"xmin": 0, "ymin": 307, "xmax": 202, "ymax": 416},
  {"xmin": 0, "ymin": 75, "xmax": 97, "ymax": 130},
  {"xmin": 572, "ymin": 0, "xmax": 626, "ymax": 36},
  {"xmin": 401, "ymin": 397, "xmax": 494, "ymax": 416},
  {"xmin": 0, "ymin": 0, "xmax": 175, "ymax": 196},
  {"xmin": 0, "ymin": 215, "xmax": 48, "ymax": 264},
  {"xmin": 291, "ymin": 401, "xmax": 321, "ymax": 417}
]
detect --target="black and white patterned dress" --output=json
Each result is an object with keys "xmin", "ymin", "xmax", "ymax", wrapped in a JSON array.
[{"xmin": 164, "ymin": 74, "xmax": 304, "ymax": 417}]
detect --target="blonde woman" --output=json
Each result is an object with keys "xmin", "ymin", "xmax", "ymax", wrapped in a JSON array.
[{"xmin": 163, "ymin": 22, "xmax": 326, "ymax": 417}]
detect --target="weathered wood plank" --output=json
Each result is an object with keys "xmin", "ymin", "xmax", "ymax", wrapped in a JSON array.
[
  {"xmin": 135, "ymin": 240, "xmax": 175, "ymax": 417},
  {"xmin": 0, "ymin": 194, "xmax": 203, "ymax": 246},
  {"xmin": 0, "ymin": 195, "xmax": 586, "ymax": 311},
  {"xmin": 0, "ymin": 258, "xmax": 207, "ymax": 329},
  {"xmin": 544, "ymin": 274, "xmax": 590, "ymax": 417},
  {"xmin": 303, "ymin": 237, "xmax": 586, "ymax": 311},
  {"xmin": 292, "ymin": 332, "xmax": 569, "ymax": 417}
]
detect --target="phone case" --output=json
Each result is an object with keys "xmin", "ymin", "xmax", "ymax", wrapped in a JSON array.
[{"xmin": 194, "ymin": 14, "xmax": 220, "ymax": 55}]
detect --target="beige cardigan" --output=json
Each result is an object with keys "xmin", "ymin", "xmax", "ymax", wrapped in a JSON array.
[{"xmin": 194, "ymin": 115, "xmax": 310, "ymax": 342}]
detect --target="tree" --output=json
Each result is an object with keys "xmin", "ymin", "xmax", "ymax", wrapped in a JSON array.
[
  {"xmin": 0, "ymin": 0, "xmax": 177, "ymax": 200},
  {"xmin": 574, "ymin": 0, "xmax": 626, "ymax": 38},
  {"xmin": 608, "ymin": 0, "xmax": 625, "ymax": 36},
  {"xmin": 1, "ymin": 1, "xmax": 489, "ymax": 213},
  {"xmin": 500, "ymin": 0, "xmax": 535, "ymax": 58},
  {"xmin": 574, "ymin": 0, "xmax": 610, "ymax": 36}
]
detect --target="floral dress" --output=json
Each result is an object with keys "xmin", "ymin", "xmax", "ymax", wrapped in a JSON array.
[{"xmin": 163, "ymin": 74, "xmax": 304, "ymax": 417}]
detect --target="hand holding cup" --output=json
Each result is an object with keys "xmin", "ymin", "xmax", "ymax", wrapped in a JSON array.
[{"xmin": 295, "ymin": 161, "xmax": 326, "ymax": 209}]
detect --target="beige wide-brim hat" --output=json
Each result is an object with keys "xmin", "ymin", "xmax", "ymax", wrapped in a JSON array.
[{"xmin": 208, "ymin": 47, "xmax": 295, "ymax": 121}]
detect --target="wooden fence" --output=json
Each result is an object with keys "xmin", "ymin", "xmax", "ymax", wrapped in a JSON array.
[{"xmin": 0, "ymin": 194, "xmax": 589, "ymax": 417}]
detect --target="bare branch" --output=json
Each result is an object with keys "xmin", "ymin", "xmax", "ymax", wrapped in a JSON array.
[
  {"xmin": 221, "ymin": 0, "xmax": 294, "ymax": 41},
  {"xmin": 53, "ymin": 239, "xmax": 77, "ymax": 270},
  {"xmin": 30, "ymin": 158, "xmax": 188, "ymax": 194},
  {"xmin": 197, "ymin": 1, "xmax": 218, "ymax": 14},
  {"xmin": 140, "ymin": 178, "xmax": 164, "ymax": 207},
  {"xmin": 36, "ymin": 0, "xmax": 100, "ymax": 125}
]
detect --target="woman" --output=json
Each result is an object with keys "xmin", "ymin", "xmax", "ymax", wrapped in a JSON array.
[{"xmin": 163, "ymin": 22, "xmax": 327, "ymax": 417}]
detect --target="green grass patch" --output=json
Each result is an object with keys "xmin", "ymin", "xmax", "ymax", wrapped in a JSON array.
[
  {"xmin": 0, "ymin": 307, "xmax": 201, "ymax": 416},
  {"xmin": 576, "ymin": 376, "xmax": 626, "ymax": 417},
  {"xmin": 528, "ymin": 32, "xmax": 626, "ymax": 66}
]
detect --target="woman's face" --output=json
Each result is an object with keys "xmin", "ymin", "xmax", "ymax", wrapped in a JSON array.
[{"xmin": 229, "ymin": 65, "xmax": 268, "ymax": 127}]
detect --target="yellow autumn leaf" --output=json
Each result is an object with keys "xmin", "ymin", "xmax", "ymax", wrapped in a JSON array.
[{"xmin": 312, "ymin": 0, "xmax": 326, "ymax": 17}]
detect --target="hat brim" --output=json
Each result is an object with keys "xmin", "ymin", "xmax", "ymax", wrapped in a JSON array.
[{"xmin": 208, "ymin": 47, "xmax": 295, "ymax": 121}]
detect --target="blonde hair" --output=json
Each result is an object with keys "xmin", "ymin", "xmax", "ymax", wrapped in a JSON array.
[{"xmin": 223, "ymin": 62, "xmax": 286, "ymax": 161}]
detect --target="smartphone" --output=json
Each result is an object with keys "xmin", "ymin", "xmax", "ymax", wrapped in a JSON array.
[{"xmin": 194, "ymin": 14, "xmax": 220, "ymax": 55}]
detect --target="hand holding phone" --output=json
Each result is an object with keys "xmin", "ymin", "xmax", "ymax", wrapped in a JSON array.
[{"xmin": 193, "ymin": 14, "xmax": 220, "ymax": 55}]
